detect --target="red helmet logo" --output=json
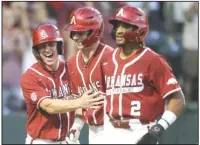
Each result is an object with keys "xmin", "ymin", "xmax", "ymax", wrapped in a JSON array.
[
  {"xmin": 65, "ymin": 7, "xmax": 104, "ymax": 47},
  {"xmin": 32, "ymin": 24, "xmax": 63, "ymax": 55},
  {"xmin": 109, "ymin": 6, "xmax": 149, "ymax": 44}
]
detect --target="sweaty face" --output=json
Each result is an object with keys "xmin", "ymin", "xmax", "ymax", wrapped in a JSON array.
[
  {"xmin": 71, "ymin": 31, "xmax": 90, "ymax": 50},
  {"xmin": 114, "ymin": 22, "xmax": 135, "ymax": 46},
  {"xmin": 37, "ymin": 41, "xmax": 58, "ymax": 67}
]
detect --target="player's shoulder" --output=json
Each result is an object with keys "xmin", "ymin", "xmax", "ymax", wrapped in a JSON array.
[
  {"xmin": 145, "ymin": 47, "xmax": 164, "ymax": 60},
  {"xmin": 145, "ymin": 47, "xmax": 169, "ymax": 65},
  {"xmin": 104, "ymin": 47, "xmax": 115, "ymax": 57},
  {"xmin": 100, "ymin": 43, "xmax": 114, "ymax": 58},
  {"xmin": 68, "ymin": 53, "xmax": 77, "ymax": 63},
  {"xmin": 59, "ymin": 60, "xmax": 69, "ymax": 71},
  {"xmin": 100, "ymin": 43, "xmax": 114, "ymax": 52},
  {"xmin": 104, "ymin": 44, "xmax": 115, "ymax": 52},
  {"xmin": 145, "ymin": 47, "xmax": 158, "ymax": 57},
  {"xmin": 68, "ymin": 51, "xmax": 79, "ymax": 66},
  {"xmin": 20, "ymin": 63, "xmax": 40, "ymax": 85}
]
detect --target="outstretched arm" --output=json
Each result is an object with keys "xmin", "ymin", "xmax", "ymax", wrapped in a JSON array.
[{"xmin": 40, "ymin": 90, "xmax": 104, "ymax": 114}]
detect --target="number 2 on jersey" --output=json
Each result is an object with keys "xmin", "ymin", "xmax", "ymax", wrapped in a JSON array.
[{"xmin": 131, "ymin": 101, "xmax": 141, "ymax": 116}]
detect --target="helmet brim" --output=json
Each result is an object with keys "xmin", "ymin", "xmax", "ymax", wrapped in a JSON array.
[
  {"xmin": 64, "ymin": 24, "xmax": 91, "ymax": 32},
  {"xmin": 33, "ymin": 38, "xmax": 63, "ymax": 48},
  {"xmin": 109, "ymin": 18, "xmax": 147, "ymax": 28},
  {"xmin": 109, "ymin": 18, "xmax": 131, "ymax": 26}
]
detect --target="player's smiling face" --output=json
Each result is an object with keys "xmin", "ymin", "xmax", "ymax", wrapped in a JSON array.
[
  {"xmin": 115, "ymin": 22, "xmax": 134, "ymax": 46},
  {"xmin": 71, "ymin": 31, "xmax": 90, "ymax": 50},
  {"xmin": 37, "ymin": 41, "xmax": 58, "ymax": 66}
]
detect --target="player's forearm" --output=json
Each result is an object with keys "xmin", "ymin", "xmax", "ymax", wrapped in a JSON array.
[
  {"xmin": 43, "ymin": 98, "xmax": 82, "ymax": 114},
  {"xmin": 166, "ymin": 90, "xmax": 185, "ymax": 116},
  {"xmin": 152, "ymin": 91, "xmax": 185, "ymax": 132}
]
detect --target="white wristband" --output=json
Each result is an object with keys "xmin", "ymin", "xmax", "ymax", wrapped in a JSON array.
[
  {"xmin": 157, "ymin": 110, "xmax": 177, "ymax": 130},
  {"xmin": 71, "ymin": 117, "xmax": 84, "ymax": 131}
]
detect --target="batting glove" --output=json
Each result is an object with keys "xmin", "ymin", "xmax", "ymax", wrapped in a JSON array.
[
  {"xmin": 138, "ymin": 110, "xmax": 177, "ymax": 144},
  {"xmin": 137, "ymin": 124, "xmax": 164, "ymax": 144}
]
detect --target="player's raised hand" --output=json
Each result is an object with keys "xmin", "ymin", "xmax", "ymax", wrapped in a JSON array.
[{"xmin": 79, "ymin": 90, "xmax": 104, "ymax": 109}]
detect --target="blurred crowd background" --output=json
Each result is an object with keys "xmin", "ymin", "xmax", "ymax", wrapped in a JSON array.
[{"xmin": 2, "ymin": 1, "xmax": 198, "ymax": 115}]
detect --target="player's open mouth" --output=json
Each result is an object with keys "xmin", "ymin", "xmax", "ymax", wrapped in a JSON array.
[
  {"xmin": 116, "ymin": 34, "xmax": 124, "ymax": 38},
  {"xmin": 116, "ymin": 36, "xmax": 124, "ymax": 40},
  {"xmin": 45, "ymin": 54, "xmax": 54, "ymax": 58}
]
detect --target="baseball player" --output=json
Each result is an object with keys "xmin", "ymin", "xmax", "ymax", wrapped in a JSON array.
[
  {"xmin": 102, "ymin": 6, "xmax": 185, "ymax": 144},
  {"xmin": 64, "ymin": 7, "xmax": 114, "ymax": 144},
  {"xmin": 20, "ymin": 24, "xmax": 104, "ymax": 144}
]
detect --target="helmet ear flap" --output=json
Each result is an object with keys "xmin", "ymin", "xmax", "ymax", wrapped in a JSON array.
[
  {"xmin": 57, "ymin": 42, "xmax": 63, "ymax": 55},
  {"xmin": 70, "ymin": 31, "xmax": 74, "ymax": 40},
  {"xmin": 32, "ymin": 48, "xmax": 40, "ymax": 60},
  {"xmin": 111, "ymin": 26, "xmax": 117, "ymax": 40}
]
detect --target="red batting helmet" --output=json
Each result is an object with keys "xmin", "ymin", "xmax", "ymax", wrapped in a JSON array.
[
  {"xmin": 109, "ymin": 6, "xmax": 149, "ymax": 44},
  {"xmin": 32, "ymin": 24, "xmax": 63, "ymax": 55},
  {"xmin": 64, "ymin": 7, "xmax": 104, "ymax": 47}
]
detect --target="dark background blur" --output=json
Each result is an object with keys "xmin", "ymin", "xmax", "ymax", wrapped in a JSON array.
[{"xmin": 2, "ymin": 1, "xmax": 198, "ymax": 144}]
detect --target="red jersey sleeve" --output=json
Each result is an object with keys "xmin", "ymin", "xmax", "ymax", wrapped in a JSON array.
[
  {"xmin": 149, "ymin": 55, "xmax": 181, "ymax": 99},
  {"xmin": 20, "ymin": 74, "xmax": 51, "ymax": 109}
]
